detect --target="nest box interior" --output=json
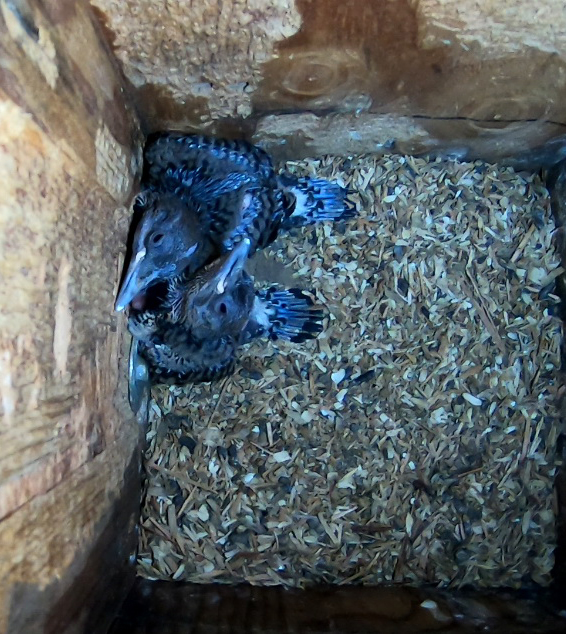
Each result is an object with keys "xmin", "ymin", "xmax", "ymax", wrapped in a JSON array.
[{"xmin": 1, "ymin": 1, "xmax": 566, "ymax": 633}]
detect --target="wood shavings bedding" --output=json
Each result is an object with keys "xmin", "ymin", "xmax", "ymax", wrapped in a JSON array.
[{"xmin": 136, "ymin": 154, "xmax": 563, "ymax": 589}]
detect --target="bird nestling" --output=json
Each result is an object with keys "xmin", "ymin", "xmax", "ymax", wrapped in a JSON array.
[
  {"xmin": 115, "ymin": 133, "xmax": 355, "ymax": 314},
  {"xmin": 128, "ymin": 239, "xmax": 324, "ymax": 384}
]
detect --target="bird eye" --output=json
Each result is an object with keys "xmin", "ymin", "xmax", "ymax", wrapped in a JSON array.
[
  {"xmin": 151, "ymin": 232, "xmax": 164, "ymax": 246},
  {"xmin": 219, "ymin": 302, "xmax": 227, "ymax": 314}
]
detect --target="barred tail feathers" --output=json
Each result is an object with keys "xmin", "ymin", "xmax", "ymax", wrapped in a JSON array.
[
  {"xmin": 279, "ymin": 175, "xmax": 356, "ymax": 228},
  {"xmin": 250, "ymin": 287, "xmax": 324, "ymax": 343}
]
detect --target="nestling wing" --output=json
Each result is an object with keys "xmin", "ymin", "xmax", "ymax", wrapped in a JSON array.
[
  {"xmin": 143, "ymin": 133, "xmax": 285, "ymax": 253},
  {"xmin": 143, "ymin": 133, "xmax": 276, "ymax": 186},
  {"xmin": 140, "ymin": 325, "xmax": 238, "ymax": 384}
]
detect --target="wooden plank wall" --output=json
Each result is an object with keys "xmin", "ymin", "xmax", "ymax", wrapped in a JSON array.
[
  {"xmin": 90, "ymin": 0, "xmax": 566, "ymax": 165},
  {"xmin": 109, "ymin": 580, "xmax": 566, "ymax": 634},
  {"xmin": 0, "ymin": 1, "xmax": 143, "ymax": 632}
]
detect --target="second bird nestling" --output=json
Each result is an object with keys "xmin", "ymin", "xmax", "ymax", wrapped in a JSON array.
[{"xmin": 128, "ymin": 238, "xmax": 324, "ymax": 384}]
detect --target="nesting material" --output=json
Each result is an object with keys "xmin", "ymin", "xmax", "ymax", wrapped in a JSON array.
[{"xmin": 136, "ymin": 154, "xmax": 563, "ymax": 588}]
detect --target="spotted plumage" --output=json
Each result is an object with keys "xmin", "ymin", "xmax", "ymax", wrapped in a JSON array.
[
  {"xmin": 128, "ymin": 240, "xmax": 324, "ymax": 384},
  {"xmin": 115, "ymin": 133, "xmax": 355, "ymax": 312}
]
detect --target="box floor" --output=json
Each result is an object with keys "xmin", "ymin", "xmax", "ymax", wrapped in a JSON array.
[{"xmin": 136, "ymin": 154, "xmax": 562, "ymax": 589}]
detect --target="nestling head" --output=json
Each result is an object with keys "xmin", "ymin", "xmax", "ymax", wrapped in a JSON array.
[
  {"xmin": 115, "ymin": 191, "xmax": 204, "ymax": 312},
  {"xmin": 183, "ymin": 238, "xmax": 253, "ymax": 336}
]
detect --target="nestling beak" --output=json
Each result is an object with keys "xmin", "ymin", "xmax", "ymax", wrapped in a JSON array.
[
  {"xmin": 115, "ymin": 248, "xmax": 149, "ymax": 312},
  {"xmin": 115, "ymin": 242, "xmax": 200, "ymax": 312},
  {"xmin": 214, "ymin": 239, "xmax": 251, "ymax": 294}
]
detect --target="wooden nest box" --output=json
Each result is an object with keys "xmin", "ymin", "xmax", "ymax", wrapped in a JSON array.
[{"xmin": 1, "ymin": 0, "xmax": 565, "ymax": 632}]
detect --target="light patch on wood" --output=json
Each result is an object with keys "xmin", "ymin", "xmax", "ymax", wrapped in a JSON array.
[
  {"xmin": 253, "ymin": 112, "xmax": 436, "ymax": 159},
  {"xmin": 95, "ymin": 123, "xmax": 132, "ymax": 201},
  {"xmin": 1, "ymin": 0, "xmax": 58, "ymax": 88},
  {"xmin": 412, "ymin": 0, "xmax": 566, "ymax": 58},
  {"xmin": 0, "ymin": 100, "xmax": 30, "ymax": 141},
  {"xmin": 25, "ymin": 360, "xmax": 42, "ymax": 413},
  {"xmin": 0, "ymin": 348, "xmax": 16, "ymax": 424},
  {"xmin": 267, "ymin": 48, "xmax": 373, "ymax": 113},
  {"xmin": 90, "ymin": 0, "xmax": 301, "ymax": 121},
  {"xmin": 53, "ymin": 256, "xmax": 72, "ymax": 378},
  {"xmin": 0, "ymin": 101, "xmax": 63, "ymax": 338}
]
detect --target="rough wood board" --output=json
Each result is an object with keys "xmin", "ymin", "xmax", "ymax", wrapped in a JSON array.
[
  {"xmin": 90, "ymin": 0, "xmax": 566, "ymax": 162},
  {"xmin": 2, "ymin": 442, "xmax": 140, "ymax": 634},
  {"xmin": 110, "ymin": 579, "xmax": 566, "ymax": 634},
  {"xmin": 251, "ymin": 112, "xmax": 566, "ymax": 164},
  {"xmin": 0, "ymin": 1, "xmax": 142, "ymax": 632},
  {"xmin": 411, "ymin": 0, "xmax": 566, "ymax": 58},
  {"xmin": 90, "ymin": 0, "xmax": 301, "ymax": 122}
]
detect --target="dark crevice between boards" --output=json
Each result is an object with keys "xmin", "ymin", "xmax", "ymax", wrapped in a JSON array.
[
  {"xmin": 544, "ymin": 158, "xmax": 566, "ymax": 613},
  {"xmin": 109, "ymin": 580, "xmax": 566, "ymax": 633}
]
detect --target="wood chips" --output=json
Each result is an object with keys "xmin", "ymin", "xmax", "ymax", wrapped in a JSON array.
[{"xmin": 136, "ymin": 154, "xmax": 563, "ymax": 589}]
